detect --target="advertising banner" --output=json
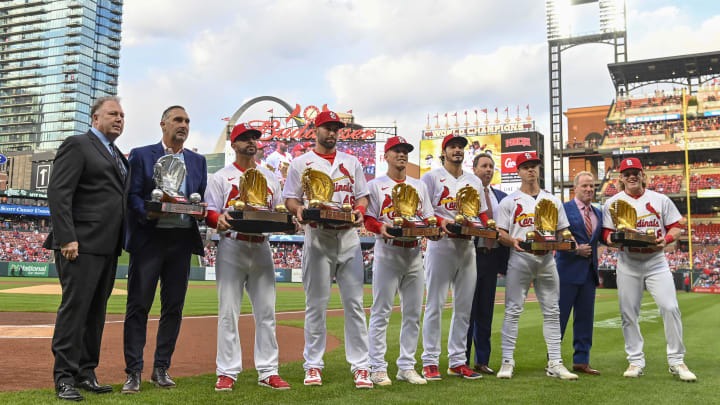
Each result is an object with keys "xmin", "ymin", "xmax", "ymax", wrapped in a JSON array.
[
  {"xmin": 612, "ymin": 146, "xmax": 650, "ymax": 155},
  {"xmin": 419, "ymin": 134, "xmax": 501, "ymax": 179},
  {"xmin": 500, "ymin": 151, "xmax": 526, "ymax": 194},
  {"xmin": 692, "ymin": 286, "xmax": 720, "ymax": 294},
  {"xmin": 0, "ymin": 204, "xmax": 50, "ymax": 216},
  {"xmin": 205, "ymin": 267, "xmax": 216, "ymax": 281},
  {"xmin": 8, "ymin": 262, "xmax": 48, "ymax": 277}
]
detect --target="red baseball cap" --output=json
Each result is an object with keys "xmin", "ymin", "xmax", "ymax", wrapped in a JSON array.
[
  {"xmin": 619, "ymin": 157, "xmax": 643, "ymax": 172},
  {"xmin": 314, "ymin": 110, "xmax": 346, "ymax": 128},
  {"xmin": 304, "ymin": 141, "xmax": 313, "ymax": 148},
  {"xmin": 292, "ymin": 144, "xmax": 305, "ymax": 153},
  {"xmin": 442, "ymin": 133, "xmax": 468, "ymax": 150},
  {"xmin": 256, "ymin": 141, "xmax": 267, "ymax": 149},
  {"xmin": 384, "ymin": 136, "xmax": 414, "ymax": 153},
  {"xmin": 515, "ymin": 151, "xmax": 542, "ymax": 168},
  {"xmin": 230, "ymin": 123, "xmax": 261, "ymax": 143}
]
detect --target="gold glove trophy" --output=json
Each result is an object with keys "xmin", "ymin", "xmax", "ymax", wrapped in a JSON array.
[
  {"xmin": 227, "ymin": 168, "xmax": 294, "ymax": 233},
  {"xmin": 446, "ymin": 186, "xmax": 498, "ymax": 239},
  {"xmin": 519, "ymin": 199, "xmax": 575, "ymax": 251},
  {"xmin": 609, "ymin": 199, "xmax": 656, "ymax": 247},
  {"xmin": 301, "ymin": 168, "xmax": 355, "ymax": 224},
  {"xmin": 386, "ymin": 183, "xmax": 440, "ymax": 237},
  {"xmin": 145, "ymin": 155, "xmax": 207, "ymax": 216}
]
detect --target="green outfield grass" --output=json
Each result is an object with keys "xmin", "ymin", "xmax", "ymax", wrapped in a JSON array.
[{"xmin": 0, "ymin": 280, "xmax": 717, "ymax": 404}]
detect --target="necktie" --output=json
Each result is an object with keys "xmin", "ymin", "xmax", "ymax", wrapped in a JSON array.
[
  {"xmin": 484, "ymin": 187, "xmax": 494, "ymax": 248},
  {"xmin": 584, "ymin": 205, "xmax": 593, "ymax": 238},
  {"xmin": 109, "ymin": 143, "xmax": 127, "ymax": 179}
]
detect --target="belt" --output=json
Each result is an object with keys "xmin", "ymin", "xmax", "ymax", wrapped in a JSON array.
[
  {"xmin": 384, "ymin": 239, "xmax": 419, "ymax": 248},
  {"xmin": 621, "ymin": 247, "xmax": 655, "ymax": 254},
  {"xmin": 308, "ymin": 223, "xmax": 352, "ymax": 231},
  {"xmin": 448, "ymin": 234, "xmax": 471, "ymax": 240},
  {"xmin": 225, "ymin": 232, "xmax": 267, "ymax": 243},
  {"xmin": 477, "ymin": 247, "xmax": 492, "ymax": 255}
]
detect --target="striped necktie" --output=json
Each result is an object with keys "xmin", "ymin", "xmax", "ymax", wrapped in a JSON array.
[
  {"xmin": 584, "ymin": 205, "xmax": 593, "ymax": 238},
  {"xmin": 109, "ymin": 142, "xmax": 127, "ymax": 179}
]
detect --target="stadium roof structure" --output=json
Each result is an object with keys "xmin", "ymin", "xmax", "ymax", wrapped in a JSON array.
[{"xmin": 608, "ymin": 51, "xmax": 720, "ymax": 94}]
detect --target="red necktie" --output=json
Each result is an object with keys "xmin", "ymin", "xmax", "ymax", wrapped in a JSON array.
[{"xmin": 584, "ymin": 206, "xmax": 593, "ymax": 238}]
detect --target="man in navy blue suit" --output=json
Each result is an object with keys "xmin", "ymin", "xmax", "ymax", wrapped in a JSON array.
[
  {"xmin": 121, "ymin": 106, "xmax": 207, "ymax": 394},
  {"xmin": 466, "ymin": 153, "xmax": 510, "ymax": 375},
  {"xmin": 555, "ymin": 171, "xmax": 601, "ymax": 375}
]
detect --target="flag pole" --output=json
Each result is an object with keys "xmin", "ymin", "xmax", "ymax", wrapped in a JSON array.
[{"xmin": 682, "ymin": 89, "xmax": 693, "ymax": 272}]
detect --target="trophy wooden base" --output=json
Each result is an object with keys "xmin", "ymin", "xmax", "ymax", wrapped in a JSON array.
[
  {"xmin": 228, "ymin": 210, "xmax": 294, "ymax": 233},
  {"xmin": 145, "ymin": 200, "xmax": 207, "ymax": 216},
  {"xmin": 519, "ymin": 240, "xmax": 576, "ymax": 251},
  {"xmin": 387, "ymin": 226, "xmax": 440, "ymax": 238},
  {"xmin": 447, "ymin": 223, "xmax": 498, "ymax": 239},
  {"xmin": 303, "ymin": 208, "xmax": 354, "ymax": 225},
  {"xmin": 610, "ymin": 231, "xmax": 656, "ymax": 247}
]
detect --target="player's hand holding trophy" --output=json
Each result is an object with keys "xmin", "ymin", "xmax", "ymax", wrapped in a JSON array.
[
  {"xmin": 519, "ymin": 199, "xmax": 575, "ymax": 251},
  {"xmin": 301, "ymin": 167, "xmax": 355, "ymax": 224},
  {"xmin": 386, "ymin": 183, "xmax": 440, "ymax": 237},
  {"xmin": 446, "ymin": 186, "xmax": 498, "ymax": 239},
  {"xmin": 609, "ymin": 199, "xmax": 656, "ymax": 246},
  {"xmin": 145, "ymin": 155, "xmax": 207, "ymax": 217},
  {"xmin": 227, "ymin": 168, "xmax": 294, "ymax": 233}
]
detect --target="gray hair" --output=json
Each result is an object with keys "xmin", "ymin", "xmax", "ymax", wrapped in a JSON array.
[
  {"xmin": 473, "ymin": 152, "xmax": 494, "ymax": 168},
  {"xmin": 161, "ymin": 105, "xmax": 186, "ymax": 122},
  {"xmin": 573, "ymin": 171, "xmax": 595, "ymax": 186},
  {"xmin": 90, "ymin": 96, "xmax": 121, "ymax": 118}
]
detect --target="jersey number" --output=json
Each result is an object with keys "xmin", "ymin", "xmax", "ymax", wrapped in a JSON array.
[{"xmin": 343, "ymin": 195, "xmax": 356, "ymax": 206}]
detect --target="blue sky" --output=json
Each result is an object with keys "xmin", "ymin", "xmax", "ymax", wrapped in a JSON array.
[{"xmin": 115, "ymin": 0, "xmax": 720, "ymax": 163}]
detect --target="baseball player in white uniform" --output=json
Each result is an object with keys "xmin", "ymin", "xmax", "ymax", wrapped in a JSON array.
[
  {"xmin": 602, "ymin": 157, "xmax": 696, "ymax": 382},
  {"xmin": 494, "ymin": 151, "xmax": 577, "ymax": 380},
  {"xmin": 364, "ymin": 136, "xmax": 436, "ymax": 386},
  {"xmin": 266, "ymin": 141, "xmax": 292, "ymax": 177},
  {"xmin": 283, "ymin": 110, "xmax": 373, "ymax": 389},
  {"xmin": 420, "ymin": 134, "xmax": 488, "ymax": 381},
  {"xmin": 205, "ymin": 123, "xmax": 291, "ymax": 391}
]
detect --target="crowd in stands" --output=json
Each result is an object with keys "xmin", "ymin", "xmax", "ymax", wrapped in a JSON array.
[
  {"xmin": 688, "ymin": 173, "xmax": 720, "ymax": 192},
  {"xmin": 0, "ymin": 229, "xmax": 51, "ymax": 263},
  {"xmin": 337, "ymin": 142, "xmax": 376, "ymax": 179},
  {"xmin": 599, "ymin": 245, "xmax": 720, "ymax": 272},
  {"xmin": 614, "ymin": 89, "xmax": 683, "ymax": 114}
]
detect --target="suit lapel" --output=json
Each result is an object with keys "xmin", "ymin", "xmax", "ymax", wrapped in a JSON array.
[
  {"xmin": 88, "ymin": 131, "xmax": 124, "ymax": 183},
  {"xmin": 565, "ymin": 202, "xmax": 587, "ymax": 241},
  {"xmin": 182, "ymin": 149, "xmax": 193, "ymax": 193}
]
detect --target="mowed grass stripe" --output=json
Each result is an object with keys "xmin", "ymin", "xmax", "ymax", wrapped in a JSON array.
[{"xmin": 0, "ymin": 281, "xmax": 717, "ymax": 404}]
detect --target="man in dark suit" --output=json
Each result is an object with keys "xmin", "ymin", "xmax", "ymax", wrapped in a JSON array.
[
  {"xmin": 555, "ymin": 171, "xmax": 602, "ymax": 375},
  {"xmin": 44, "ymin": 96, "xmax": 128, "ymax": 401},
  {"xmin": 466, "ymin": 153, "xmax": 510, "ymax": 375},
  {"xmin": 121, "ymin": 106, "xmax": 207, "ymax": 394}
]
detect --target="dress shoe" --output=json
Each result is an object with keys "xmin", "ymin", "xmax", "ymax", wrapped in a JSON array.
[
  {"xmin": 573, "ymin": 364, "xmax": 600, "ymax": 375},
  {"xmin": 76, "ymin": 377, "xmax": 112, "ymax": 394},
  {"xmin": 152, "ymin": 367, "xmax": 176, "ymax": 388},
  {"xmin": 473, "ymin": 364, "xmax": 495, "ymax": 375},
  {"xmin": 56, "ymin": 383, "xmax": 83, "ymax": 401},
  {"xmin": 122, "ymin": 372, "xmax": 141, "ymax": 394}
]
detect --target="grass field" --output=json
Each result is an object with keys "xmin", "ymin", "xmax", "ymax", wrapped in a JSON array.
[{"xmin": 0, "ymin": 277, "xmax": 717, "ymax": 404}]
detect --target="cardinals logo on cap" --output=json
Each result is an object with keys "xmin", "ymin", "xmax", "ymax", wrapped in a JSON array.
[
  {"xmin": 626, "ymin": 159, "xmax": 633, "ymax": 166},
  {"xmin": 398, "ymin": 136, "xmax": 406, "ymax": 143},
  {"xmin": 524, "ymin": 152, "xmax": 532, "ymax": 159},
  {"xmin": 330, "ymin": 112, "xmax": 337, "ymax": 119}
]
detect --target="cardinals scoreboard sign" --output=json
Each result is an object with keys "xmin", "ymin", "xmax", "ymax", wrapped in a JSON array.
[{"xmin": 419, "ymin": 130, "xmax": 545, "ymax": 194}]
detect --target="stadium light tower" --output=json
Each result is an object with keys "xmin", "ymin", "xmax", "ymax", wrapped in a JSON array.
[{"xmin": 546, "ymin": 0, "xmax": 627, "ymax": 197}]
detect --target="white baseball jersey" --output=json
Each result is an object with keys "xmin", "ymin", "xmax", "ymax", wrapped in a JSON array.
[
  {"xmin": 366, "ymin": 176, "xmax": 434, "ymax": 241},
  {"xmin": 420, "ymin": 167, "xmax": 487, "ymax": 222},
  {"xmin": 495, "ymin": 189, "xmax": 569, "ymax": 241},
  {"xmin": 602, "ymin": 189, "xmax": 682, "ymax": 269},
  {"xmin": 282, "ymin": 150, "xmax": 369, "ymax": 206},
  {"xmin": 266, "ymin": 150, "xmax": 292, "ymax": 172},
  {"xmin": 205, "ymin": 163, "xmax": 283, "ymax": 234}
]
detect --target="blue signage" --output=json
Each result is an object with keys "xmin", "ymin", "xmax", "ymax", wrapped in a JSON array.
[
  {"xmin": 704, "ymin": 110, "xmax": 720, "ymax": 117},
  {"xmin": 0, "ymin": 204, "xmax": 50, "ymax": 216},
  {"xmin": 0, "ymin": 153, "xmax": 6, "ymax": 165},
  {"xmin": 626, "ymin": 113, "xmax": 680, "ymax": 123}
]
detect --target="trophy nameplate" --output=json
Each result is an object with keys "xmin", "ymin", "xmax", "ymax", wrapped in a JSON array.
[
  {"xmin": 385, "ymin": 183, "xmax": 440, "ymax": 238},
  {"xmin": 144, "ymin": 155, "xmax": 207, "ymax": 216},
  {"xmin": 446, "ymin": 186, "xmax": 498, "ymax": 239},
  {"xmin": 301, "ymin": 168, "xmax": 355, "ymax": 225},
  {"xmin": 609, "ymin": 199, "xmax": 657, "ymax": 247},
  {"xmin": 227, "ymin": 168, "xmax": 294, "ymax": 233},
  {"xmin": 519, "ymin": 199, "xmax": 575, "ymax": 251}
]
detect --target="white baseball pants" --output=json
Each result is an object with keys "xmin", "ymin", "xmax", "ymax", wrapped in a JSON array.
[
  {"xmin": 215, "ymin": 237, "xmax": 279, "ymax": 381},
  {"xmin": 302, "ymin": 226, "xmax": 370, "ymax": 373},
  {"xmin": 617, "ymin": 254, "xmax": 685, "ymax": 367},
  {"xmin": 500, "ymin": 252, "xmax": 562, "ymax": 363},
  {"xmin": 368, "ymin": 240, "xmax": 425, "ymax": 372},
  {"xmin": 421, "ymin": 237, "xmax": 477, "ymax": 368}
]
